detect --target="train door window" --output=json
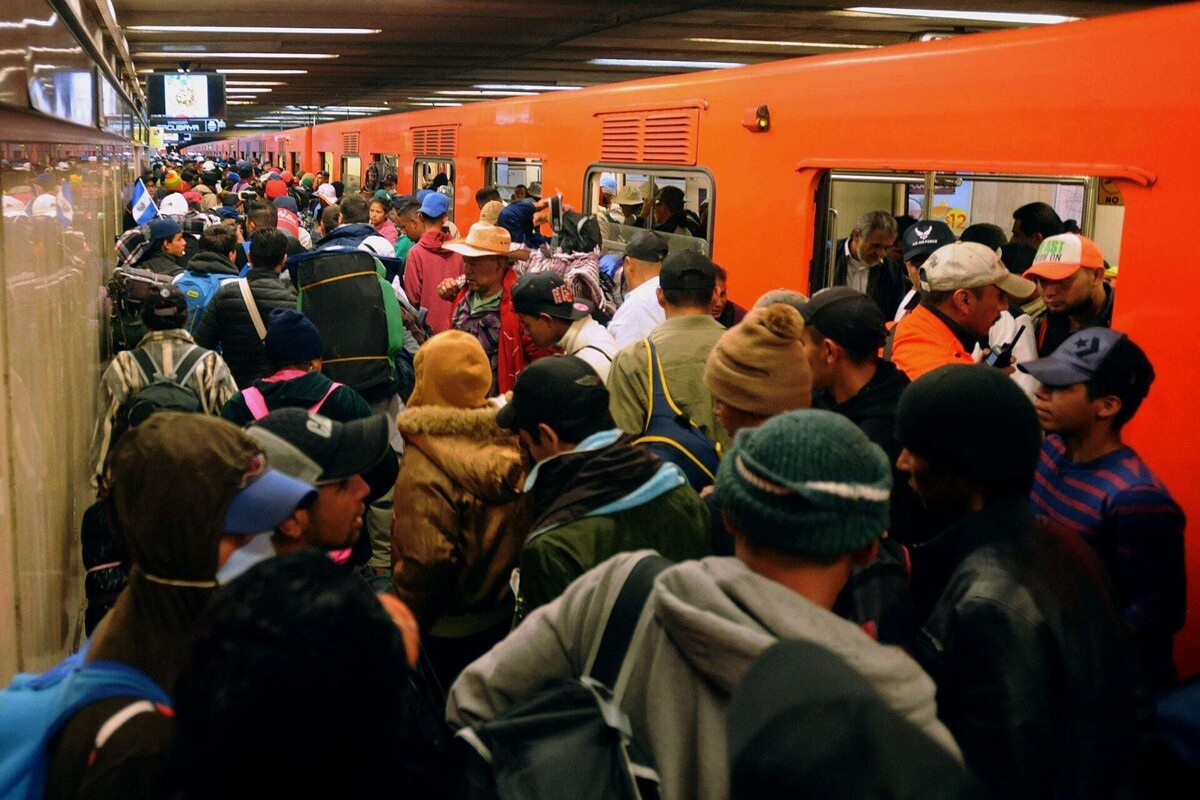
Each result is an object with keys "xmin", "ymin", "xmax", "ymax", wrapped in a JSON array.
[
  {"xmin": 341, "ymin": 154, "xmax": 362, "ymax": 193},
  {"xmin": 373, "ymin": 153, "xmax": 398, "ymax": 189},
  {"xmin": 810, "ymin": 170, "xmax": 1123, "ymax": 296},
  {"xmin": 584, "ymin": 164, "xmax": 713, "ymax": 257},
  {"xmin": 413, "ymin": 158, "xmax": 456, "ymax": 220},
  {"xmin": 290, "ymin": 151, "xmax": 300, "ymax": 174},
  {"xmin": 485, "ymin": 157, "xmax": 542, "ymax": 202},
  {"xmin": 320, "ymin": 152, "xmax": 333, "ymax": 176}
]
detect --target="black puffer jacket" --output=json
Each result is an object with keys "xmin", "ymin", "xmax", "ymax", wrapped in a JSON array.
[
  {"xmin": 194, "ymin": 268, "xmax": 297, "ymax": 388},
  {"xmin": 185, "ymin": 250, "xmax": 239, "ymax": 277},
  {"xmin": 911, "ymin": 498, "xmax": 1140, "ymax": 800},
  {"xmin": 138, "ymin": 251, "xmax": 186, "ymax": 277}
]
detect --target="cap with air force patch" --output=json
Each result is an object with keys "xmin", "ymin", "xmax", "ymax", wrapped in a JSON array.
[{"xmin": 901, "ymin": 220, "xmax": 956, "ymax": 262}]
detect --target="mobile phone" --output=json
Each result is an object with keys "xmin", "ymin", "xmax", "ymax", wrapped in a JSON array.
[
  {"xmin": 548, "ymin": 193, "xmax": 565, "ymax": 232},
  {"xmin": 985, "ymin": 326, "xmax": 1026, "ymax": 368}
]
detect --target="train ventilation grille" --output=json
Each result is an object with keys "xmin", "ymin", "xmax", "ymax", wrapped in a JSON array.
[
  {"xmin": 412, "ymin": 125, "xmax": 459, "ymax": 157},
  {"xmin": 600, "ymin": 109, "xmax": 698, "ymax": 165},
  {"xmin": 342, "ymin": 132, "xmax": 361, "ymax": 154}
]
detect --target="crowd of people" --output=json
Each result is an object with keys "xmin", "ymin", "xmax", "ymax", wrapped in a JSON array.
[{"xmin": 10, "ymin": 152, "xmax": 1193, "ymax": 798}]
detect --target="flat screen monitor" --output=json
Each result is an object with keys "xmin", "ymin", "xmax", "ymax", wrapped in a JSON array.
[{"xmin": 147, "ymin": 73, "xmax": 226, "ymax": 119}]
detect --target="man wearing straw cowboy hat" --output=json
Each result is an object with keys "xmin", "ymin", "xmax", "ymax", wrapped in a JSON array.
[{"xmin": 437, "ymin": 223, "xmax": 545, "ymax": 395}]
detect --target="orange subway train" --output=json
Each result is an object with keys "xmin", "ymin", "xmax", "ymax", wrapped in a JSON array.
[{"xmin": 190, "ymin": 3, "xmax": 1200, "ymax": 676}]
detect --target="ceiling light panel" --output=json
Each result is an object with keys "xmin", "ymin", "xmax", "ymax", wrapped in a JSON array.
[
  {"xmin": 218, "ymin": 69, "xmax": 308, "ymax": 74},
  {"xmin": 845, "ymin": 7, "xmax": 1080, "ymax": 25},
  {"xmin": 134, "ymin": 52, "xmax": 338, "ymax": 59},
  {"xmin": 589, "ymin": 58, "xmax": 745, "ymax": 69},
  {"xmin": 473, "ymin": 83, "xmax": 582, "ymax": 92},
  {"xmin": 686, "ymin": 37, "xmax": 876, "ymax": 49},
  {"xmin": 128, "ymin": 25, "xmax": 380, "ymax": 34}
]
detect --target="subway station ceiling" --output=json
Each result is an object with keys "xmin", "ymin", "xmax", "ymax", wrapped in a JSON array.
[{"xmin": 109, "ymin": 0, "xmax": 1167, "ymax": 134}]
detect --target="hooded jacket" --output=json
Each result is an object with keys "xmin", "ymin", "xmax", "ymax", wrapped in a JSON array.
[
  {"xmin": 391, "ymin": 404, "xmax": 529, "ymax": 636},
  {"xmin": 313, "ymin": 221, "xmax": 392, "ymax": 257},
  {"xmin": 449, "ymin": 552, "xmax": 960, "ymax": 800},
  {"xmin": 219, "ymin": 369, "xmax": 371, "ymax": 427},
  {"xmin": 404, "ymin": 230, "xmax": 464, "ymax": 334},
  {"xmin": 179, "ymin": 250, "xmax": 238, "ymax": 277},
  {"xmin": 193, "ymin": 268, "xmax": 298, "ymax": 388},
  {"xmin": 48, "ymin": 416, "xmax": 271, "ymax": 800}
]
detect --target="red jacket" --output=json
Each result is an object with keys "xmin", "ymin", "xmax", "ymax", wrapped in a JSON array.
[
  {"xmin": 454, "ymin": 269, "xmax": 551, "ymax": 395},
  {"xmin": 405, "ymin": 230, "xmax": 464, "ymax": 334}
]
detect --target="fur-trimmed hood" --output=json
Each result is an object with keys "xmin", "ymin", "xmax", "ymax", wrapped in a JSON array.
[{"xmin": 397, "ymin": 404, "xmax": 526, "ymax": 501}]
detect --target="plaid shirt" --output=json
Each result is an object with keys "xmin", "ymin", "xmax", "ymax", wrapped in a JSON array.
[
  {"xmin": 89, "ymin": 328, "xmax": 238, "ymax": 487},
  {"xmin": 114, "ymin": 226, "xmax": 148, "ymax": 269}
]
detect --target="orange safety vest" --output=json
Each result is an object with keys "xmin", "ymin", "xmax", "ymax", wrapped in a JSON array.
[{"xmin": 891, "ymin": 304, "xmax": 975, "ymax": 381}]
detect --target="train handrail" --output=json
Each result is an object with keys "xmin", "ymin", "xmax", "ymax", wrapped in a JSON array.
[{"xmin": 796, "ymin": 159, "xmax": 1156, "ymax": 187}]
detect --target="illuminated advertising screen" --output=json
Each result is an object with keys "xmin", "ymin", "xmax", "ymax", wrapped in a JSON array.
[{"xmin": 147, "ymin": 73, "xmax": 226, "ymax": 120}]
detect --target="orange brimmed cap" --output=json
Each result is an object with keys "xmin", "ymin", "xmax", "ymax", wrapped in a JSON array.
[{"xmin": 1023, "ymin": 233, "xmax": 1104, "ymax": 281}]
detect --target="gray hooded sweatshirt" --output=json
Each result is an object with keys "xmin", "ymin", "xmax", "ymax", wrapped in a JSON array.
[{"xmin": 448, "ymin": 551, "xmax": 959, "ymax": 800}]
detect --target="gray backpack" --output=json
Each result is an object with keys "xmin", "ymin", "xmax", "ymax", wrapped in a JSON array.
[{"xmin": 455, "ymin": 554, "xmax": 670, "ymax": 800}]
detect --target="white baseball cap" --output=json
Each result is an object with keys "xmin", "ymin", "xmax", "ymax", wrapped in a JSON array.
[
  {"xmin": 920, "ymin": 242, "xmax": 1036, "ymax": 297},
  {"xmin": 159, "ymin": 192, "xmax": 188, "ymax": 217}
]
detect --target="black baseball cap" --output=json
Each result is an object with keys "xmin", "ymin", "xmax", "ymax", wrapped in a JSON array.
[
  {"xmin": 798, "ymin": 287, "xmax": 886, "ymax": 355},
  {"xmin": 511, "ymin": 271, "xmax": 590, "ymax": 320},
  {"xmin": 625, "ymin": 229, "xmax": 668, "ymax": 262},
  {"xmin": 901, "ymin": 220, "xmax": 956, "ymax": 262},
  {"xmin": 496, "ymin": 356, "xmax": 608, "ymax": 432},
  {"xmin": 659, "ymin": 250, "xmax": 716, "ymax": 291},
  {"xmin": 248, "ymin": 409, "xmax": 391, "ymax": 485}
]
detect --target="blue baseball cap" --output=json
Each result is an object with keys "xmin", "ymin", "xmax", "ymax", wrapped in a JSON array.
[
  {"xmin": 1017, "ymin": 327, "xmax": 1129, "ymax": 387},
  {"xmin": 224, "ymin": 464, "xmax": 316, "ymax": 534},
  {"xmin": 418, "ymin": 191, "xmax": 450, "ymax": 218}
]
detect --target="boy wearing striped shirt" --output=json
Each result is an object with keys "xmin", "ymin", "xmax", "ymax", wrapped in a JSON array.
[{"xmin": 1021, "ymin": 328, "xmax": 1185, "ymax": 689}]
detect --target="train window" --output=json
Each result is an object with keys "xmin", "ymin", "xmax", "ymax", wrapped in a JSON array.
[
  {"xmin": 414, "ymin": 158, "xmax": 456, "ymax": 221},
  {"xmin": 321, "ymin": 152, "xmax": 334, "ymax": 176},
  {"xmin": 810, "ymin": 170, "xmax": 1125, "ymax": 295},
  {"xmin": 584, "ymin": 164, "xmax": 713, "ymax": 257},
  {"xmin": 485, "ymin": 158, "xmax": 542, "ymax": 202},
  {"xmin": 341, "ymin": 155, "xmax": 362, "ymax": 193}
]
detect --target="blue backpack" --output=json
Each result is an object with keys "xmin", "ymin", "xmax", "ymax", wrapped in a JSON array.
[
  {"xmin": 173, "ymin": 270, "xmax": 235, "ymax": 334},
  {"xmin": 632, "ymin": 338, "xmax": 721, "ymax": 490},
  {"xmin": 0, "ymin": 643, "xmax": 172, "ymax": 799}
]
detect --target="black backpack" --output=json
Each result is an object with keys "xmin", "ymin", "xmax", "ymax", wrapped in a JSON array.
[
  {"xmin": 113, "ymin": 346, "xmax": 207, "ymax": 442},
  {"xmin": 455, "ymin": 554, "xmax": 671, "ymax": 800}
]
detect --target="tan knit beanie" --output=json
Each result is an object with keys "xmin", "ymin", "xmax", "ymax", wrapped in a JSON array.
[{"xmin": 704, "ymin": 303, "xmax": 811, "ymax": 416}]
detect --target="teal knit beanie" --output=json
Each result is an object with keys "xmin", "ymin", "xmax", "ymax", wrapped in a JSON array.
[{"xmin": 714, "ymin": 410, "xmax": 892, "ymax": 557}]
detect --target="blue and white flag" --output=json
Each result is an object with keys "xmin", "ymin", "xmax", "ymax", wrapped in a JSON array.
[
  {"xmin": 56, "ymin": 180, "xmax": 74, "ymax": 225},
  {"xmin": 130, "ymin": 178, "xmax": 158, "ymax": 225}
]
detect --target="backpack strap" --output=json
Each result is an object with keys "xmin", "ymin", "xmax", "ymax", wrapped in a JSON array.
[
  {"xmin": 309, "ymin": 381, "xmax": 343, "ymax": 414},
  {"xmin": 238, "ymin": 278, "xmax": 267, "ymax": 341},
  {"xmin": 170, "ymin": 344, "xmax": 207, "ymax": 384},
  {"xmin": 577, "ymin": 344, "xmax": 614, "ymax": 363},
  {"xmin": 586, "ymin": 553, "xmax": 673, "ymax": 689},
  {"xmin": 130, "ymin": 347, "xmax": 159, "ymax": 384},
  {"xmin": 88, "ymin": 699, "xmax": 174, "ymax": 766},
  {"xmin": 641, "ymin": 338, "xmax": 688, "ymax": 430},
  {"xmin": 242, "ymin": 387, "xmax": 270, "ymax": 420}
]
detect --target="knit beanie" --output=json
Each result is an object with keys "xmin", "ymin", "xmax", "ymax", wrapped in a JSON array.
[
  {"xmin": 704, "ymin": 303, "xmax": 812, "ymax": 416},
  {"xmin": 162, "ymin": 170, "xmax": 182, "ymax": 191},
  {"xmin": 895, "ymin": 364, "xmax": 1040, "ymax": 488},
  {"xmin": 714, "ymin": 409, "xmax": 891, "ymax": 557},
  {"xmin": 265, "ymin": 178, "xmax": 288, "ymax": 199},
  {"xmin": 301, "ymin": 175, "xmax": 314, "ymax": 190},
  {"xmin": 264, "ymin": 308, "xmax": 325, "ymax": 366},
  {"xmin": 407, "ymin": 330, "xmax": 493, "ymax": 409}
]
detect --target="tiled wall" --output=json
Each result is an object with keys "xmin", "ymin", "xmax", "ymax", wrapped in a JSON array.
[{"xmin": 0, "ymin": 141, "xmax": 135, "ymax": 682}]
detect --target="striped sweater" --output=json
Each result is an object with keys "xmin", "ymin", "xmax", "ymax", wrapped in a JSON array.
[
  {"xmin": 90, "ymin": 329, "xmax": 238, "ymax": 487},
  {"xmin": 1029, "ymin": 434, "xmax": 1185, "ymax": 683}
]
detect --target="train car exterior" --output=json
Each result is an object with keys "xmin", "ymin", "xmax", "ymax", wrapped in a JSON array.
[{"xmin": 197, "ymin": 4, "xmax": 1200, "ymax": 675}]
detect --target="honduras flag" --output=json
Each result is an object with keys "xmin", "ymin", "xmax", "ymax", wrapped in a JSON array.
[{"xmin": 130, "ymin": 178, "xmax": 158, "ymax": 225}]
